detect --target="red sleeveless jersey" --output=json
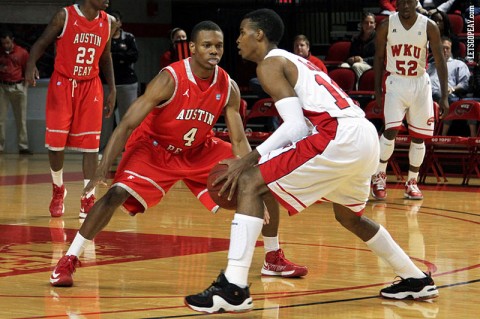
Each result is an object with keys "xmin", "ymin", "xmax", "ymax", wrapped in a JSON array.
[
  {"xmin": 54, "ymin": 5, "xmax": 111, "ymax": 80},
  {"xmin": 132, "ymin": 59, "xmax": 231, "ymax": 154}
]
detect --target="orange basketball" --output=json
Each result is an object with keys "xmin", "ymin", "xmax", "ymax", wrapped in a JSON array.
[{"xmin": 207, "ymin": 163, "xmax": 237, "ymax": 210}]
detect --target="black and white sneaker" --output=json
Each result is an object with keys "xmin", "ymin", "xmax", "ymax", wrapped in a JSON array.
[
  {"xmin": 380, "ymin": 272, "xmax": 438, "ymax": 300},
  {"xmin": 185, "ymin": 271, "xmax": 253, "ymax": 313}
]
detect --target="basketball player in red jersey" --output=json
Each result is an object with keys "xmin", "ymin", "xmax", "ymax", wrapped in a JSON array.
[
  {"xmin": 186, "ymin": 9, "xmax": 438, "ymax": 314},
  {"xmin": 371, "ymin": 0, "xmax": 448, "ymax": 201},
  {"xmin": 25, "ymin": 0, "xmax": 116, "ymax": 219},
  {"xmin": 48, "ymin": 20, "xmax": 306, "ymax": 288}
]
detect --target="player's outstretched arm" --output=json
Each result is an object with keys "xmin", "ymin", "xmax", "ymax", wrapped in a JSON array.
[
  {"xmin": 25, "ymin": 9, "xmax": 65, "ymax": 86},
  {"xmin": 225, "ymin": 79, "xmax": 251, "ymax": 157},
  {"xmin": 83, "ymin": 71, "xmax": 175, "ymax": 195}
]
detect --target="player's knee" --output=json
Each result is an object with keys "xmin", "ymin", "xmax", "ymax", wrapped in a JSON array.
[
  {"xmin": 238, "ymin": 167, "xmax": 264, "ymax": 196},
  {"xmin": 104, "ymin": 186, "xmax": 130, "ymax": 207}
]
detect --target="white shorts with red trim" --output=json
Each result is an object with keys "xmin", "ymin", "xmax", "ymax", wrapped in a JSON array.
[
  {"xmin": 258, "ymin": 117, "xmax": 379, "ymax": 216},
  {"xmin": 383, "ymin": 73, "xmax": 435, "ymax": 138}
]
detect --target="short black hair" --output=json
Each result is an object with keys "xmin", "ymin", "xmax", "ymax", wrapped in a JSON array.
[
  {"xmin": 0, "ymin": 29, "xmax": 13, "ymax": 40},
  {"xmin": 190, "ymin": 21, "xmax": 223, "ymax": 43},
  {"xmin": 109, "ymin": 9, "xmax": 122, "ymax": 22},
  {"xmin": 243, "ymin": 8, "xmax": 284, "ymax": 45}
]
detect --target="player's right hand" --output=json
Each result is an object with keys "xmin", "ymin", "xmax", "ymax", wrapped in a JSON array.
[
  {"xmin": 82, "ymin": 172, "xmax": 108, "ymax": 197},
  {"xmin": 25, "ymin": 64, "xmax": 40, "ymax": 87}
]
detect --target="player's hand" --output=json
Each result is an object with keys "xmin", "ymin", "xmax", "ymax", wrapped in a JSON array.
[
  {"xmin": 438, "ymin": 97, "xmax": 449, "ymax": 120},
  {"xmin": 104, "ymin": 89, "xmax": 116, "ymax": 118},
  {"xmin": 263, "ymin": 205, "xmax": 270, "ymax": 225},
  {"xmin": 82, "ymin": 169, "xmax": 109, "ymax": 197},
  {"xmin": 25, "ymin": 63, "xmax": 40, "ymax": 87}
]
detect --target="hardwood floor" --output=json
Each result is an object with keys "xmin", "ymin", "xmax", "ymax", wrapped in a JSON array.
[{"xmin": 0, "ymin": 154, "xmax": 479, "ymax": 318}]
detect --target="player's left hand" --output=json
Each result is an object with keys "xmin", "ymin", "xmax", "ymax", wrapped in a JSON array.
[
  {"xmin": 438, "ymin": 97, "xmax": 449, "ymax": 120},
  {"xmin": 216, "ymin": 152, "xmax": 258, "ymax": 201},
  {"xmin": 104, "ymin": 89, "xmax": 116, "ymax": 118}
]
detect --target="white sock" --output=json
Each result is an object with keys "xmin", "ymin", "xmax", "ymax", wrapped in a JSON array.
[
  {"xmin": 84, "ymin": 179, "xmax": 95, "ymax": 198},
  {"xmin": 51, "ymin": 168, "xmax": 63, "ymax": 187},
  {"xmin": 225, "ymin": 214, "xmax": 263, "ymax": 287},
  {"xmin": 377, "ymin": 135, "xmax": 395, "ymax": 174},
  {"xmin": 365, "ymin": 225, "xmax": 425, "ymax": 279},
  {"xmin": 263, "ymin": 236, "xmax": 280, "ymax": 253},
  {"xmin": 66, "ymin": 232, "xmax": 92, "ymax": 257},
  {"xmin": 407, "ymin": 171, "xmax": 419, "ymax": 182}
]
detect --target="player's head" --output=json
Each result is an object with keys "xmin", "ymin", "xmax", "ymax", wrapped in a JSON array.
[
  {"xmin": 189, "ymin": 21, "xmax": 224, "ymax": 70},
  {"xmin": 397, "ymin": 0, "xmax": 417, "ymax": 19},
  {"xmin": 243, "ymin": 9, "xmax": 284, "ymax": 45},
  {"xmin": 237, "ymin": 9, "xmax": 284, "ymax": 62},
  {"xmin": 86, "ymin": 0, "xmax": 110, "ymax": 11}
]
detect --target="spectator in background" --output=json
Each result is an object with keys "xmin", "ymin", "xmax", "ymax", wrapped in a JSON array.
[
  {"xmin": 429, "ymin": 10, "xmax": 460, "ymax": 59},
  {"xmin": 428, "ymin": 37, "xmax": 470, "ymax": 103},
  {"xmin": 416, "ymin": 0, "xmax": 458, "ymax": 15},
  {"xmin": 427, "ymin": 36, "xmax": 470, "ymax": 135},
  {"xmin": 0, "ymin": 29, "xmax": 31, "ymax": 154},
  {"xmin": 160, "ymin": 27, "xmax": 187, "ymax": 69},
  {"xmin": 293, "ymin": 34, "xmax": 327, "ymax": 73},
  {"xmin": 380, "ymin": 0, "xmax": 397, "ymax": 15},
  {"xmin": 99, "ymin": 10, "xmax": 139, "ymax": 155},
  {"xmin": 340, "ymin": 12, "xmax": 376, "ymax": 80}
]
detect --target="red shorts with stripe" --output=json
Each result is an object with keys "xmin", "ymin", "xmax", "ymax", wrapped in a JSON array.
[
  {"xmin": 112, "ymin": 134, "xmax": 233, "ymax": 215},
  {"xmin": 258, "ymin": 117, "xmax": 379, "ymax": 216},
  {"xmin": 45, "ymin": 71, "xmax": 103, "ymax": 152}
]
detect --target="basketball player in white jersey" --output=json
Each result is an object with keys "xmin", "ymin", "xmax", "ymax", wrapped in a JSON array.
[
  {"xmin": 371, "ymin": 0, "xmax": 448, "ymax": 200},
  {"xmin": 185, "ymin": 8, "xmax": 438, "ymax": 314}
]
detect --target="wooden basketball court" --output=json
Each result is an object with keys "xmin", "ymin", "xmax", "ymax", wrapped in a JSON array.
[{"xmin": 1, "ymin": 154, "xmax": 479, "ymax": 318}]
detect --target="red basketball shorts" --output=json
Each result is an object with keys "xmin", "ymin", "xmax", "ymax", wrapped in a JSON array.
[
  {"xmin": 45, "ymin": 71, "xmax": 103, "ymax": 151},
  {"xmin": 112, "ymin": 135, "xmax": 233, "ymax": 215}
]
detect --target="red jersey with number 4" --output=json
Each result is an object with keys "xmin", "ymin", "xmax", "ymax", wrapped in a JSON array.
[
  {"xmin": 264, "ymin": 49, "xmax": 364, "ymax": 125},
  {"xmin": 386, "ymin": 13, "xmax": 428, "ymax": 77},
  {"xmin": 130, "ymin": 58, "xmax": 231, "ymax": 154},
  {"xmin": 54, "ymin": 4, "xmax": 111, "ymax": 80}
]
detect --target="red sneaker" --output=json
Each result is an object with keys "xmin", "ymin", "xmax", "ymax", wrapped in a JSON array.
[
  {"xmin": 79, "ymin": 195, "xmax": 96, "ymax": 219},
  {"xmin": 261, "ymin": 249, "xmax": 308, "ymax": 278},
  {"xmin": 371, "ymin": 172, "xmax": 387, "ymax": 200},
  {"xmin": 50, "ymin": 255, "xmax": 80, "ymax": 287},
  {"xmin": 404, "ymin": 179, "xmax": 423, "ymax": 200},
  {"xmin": 50, "ymin": 184, "xmax": 67, "ymax": 218}
]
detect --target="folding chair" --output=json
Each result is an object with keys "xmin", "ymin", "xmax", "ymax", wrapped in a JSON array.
[
  {"xmin": 244, "ymin": 98, "xmax": 280, "ymax": 146},
  {"xmin": 323, "ymin": 41, "xmax": 351, "ymax": 70},
  {"xmin": 174, "ymin": 40, "xmax": 190, "ymax": 61},
  {"xmin": 419, "ymin": 100, "xmax": 480, "ymax": 185},
  {"xmin": 348, "ymin": 68, "xmax": 375, "ymax": 106},
  {"xmin": 363, "ymin": 99, "xmax": 384, "ymax": 134},
  {"xmin": 447, "ymin": 13, "xmax": 464, "ymax": 35},
  {"xmin": 458, "ymin": 15, "xmax": 480, "ymax": 39},
  {"xmin": 328, "ymin": 67, "xmax": 356, "ymax": 93}
]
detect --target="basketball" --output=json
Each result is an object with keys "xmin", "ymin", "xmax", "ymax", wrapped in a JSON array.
[{"xmin": 207, "ymin": 163, "xmax": 237, "ymax": 210}]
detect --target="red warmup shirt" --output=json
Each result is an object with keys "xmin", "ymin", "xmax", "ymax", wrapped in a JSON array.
[
  {"xmin": 0, "ymin": 43, "xmax": 29, "ymax": 82},
  {"xmin": 129, "ymin": 58, "xmax": 231, "ymax": 153},
  {"xmin": 54, "ymin": 4, "xmax": 110, "ymax": 80},
  {"xmin": 307, "ymin": 54, "xmax": 328, "ymax": 73}
]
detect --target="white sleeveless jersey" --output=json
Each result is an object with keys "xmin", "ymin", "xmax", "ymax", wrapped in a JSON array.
[
  {"xmin": 386, "ymin": 13, "xmax": 429, "ymax": 77},
  {"xmin": 265, "ymin": 49, "xmax": 364, "ymax": 123}
]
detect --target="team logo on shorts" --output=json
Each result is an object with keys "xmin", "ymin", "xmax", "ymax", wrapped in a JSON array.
[
  {"xmin": 216, "ymin": 94, "xmax": 221, "ymax": 100},
  {"xmin": 427, "ymin": 117, "xmax": 434, "ymax": 125}
]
